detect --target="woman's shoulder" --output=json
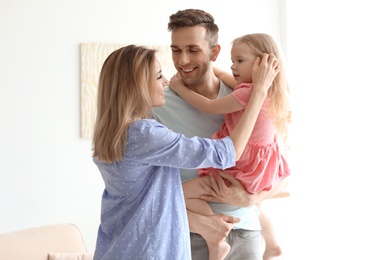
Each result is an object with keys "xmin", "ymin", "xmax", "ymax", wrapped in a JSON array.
[
  {"xmin": 128, "ymin": 119, "xmax": 175, "ymax": 146},
  {"xmin": 131, "ymin": 119, "xmax": 167, "ymax": 132},
  {"xmin": 129, "ymin": 119, "xmax": 168, "ymax": 134}
]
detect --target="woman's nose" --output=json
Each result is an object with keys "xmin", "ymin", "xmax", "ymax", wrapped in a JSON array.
[{"xmin": 163, "ymin": 76, "xmax": 169, "ymax": 86}]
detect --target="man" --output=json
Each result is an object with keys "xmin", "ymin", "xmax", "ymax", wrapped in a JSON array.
[{"xmin": 153, "ymin": 9, "xmax": 264, "ymax": 259}]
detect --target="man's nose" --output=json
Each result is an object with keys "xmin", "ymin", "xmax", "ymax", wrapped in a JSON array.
[{"xmin": 178, "ymin": 52, "xmax": 190, "ymax": 65}]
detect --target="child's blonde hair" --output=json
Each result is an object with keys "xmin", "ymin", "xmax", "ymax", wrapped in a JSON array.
[{"xmin": 233, "ymin": 33, "xmax": 292, "ymax": 144}]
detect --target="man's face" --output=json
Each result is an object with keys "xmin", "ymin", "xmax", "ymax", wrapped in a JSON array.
[{"xmin": 170, "ymin": 26, "xmax": 213, "ymax": 87}]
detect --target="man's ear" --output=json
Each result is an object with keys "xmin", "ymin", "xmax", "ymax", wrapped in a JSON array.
[{"xmin": 210, "ymin": 44, "xmax": 221, "ymax": 61}]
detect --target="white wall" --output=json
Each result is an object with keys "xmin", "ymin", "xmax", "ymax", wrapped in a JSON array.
[
  {"xmin": 0, "ymin": 0, "xmax": 282, "ymax": 252},
  {"xmin": 285, "ymin": 1, "xmax": 390, "ymax": 259},
  {"xmin": 6, "ymin": 1, "xmax": 388, "ymax": 259}
]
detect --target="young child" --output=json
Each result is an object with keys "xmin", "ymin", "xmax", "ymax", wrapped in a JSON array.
[
  {"xmin": 92, "ymin": 44, "xmax": 279, "ymax": 259},
  {"xmin": 169, "ymin": 33, "xmax": 291, "ymax": 260}
]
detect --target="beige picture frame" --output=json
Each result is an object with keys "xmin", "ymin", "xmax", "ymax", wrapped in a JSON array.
[{"xmin": 80, "ymin": 43, "xmax": 175, "ymax": 139}]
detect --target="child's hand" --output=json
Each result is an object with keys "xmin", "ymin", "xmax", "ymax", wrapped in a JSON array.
[
  {"xmin": 168, "ymin": 74, "xmax": 185, "ymax": 94},
  {"xmin": 252, "ymin": 53, "xmax": 280, "ymax": 92}
]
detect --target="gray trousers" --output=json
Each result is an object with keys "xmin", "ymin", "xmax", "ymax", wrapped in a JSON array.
[{"xmin": 190, "ymin": 229, "xmax": 263, "ymax": 260}]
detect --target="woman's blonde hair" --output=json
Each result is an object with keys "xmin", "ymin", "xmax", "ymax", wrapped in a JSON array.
[
  {"xmin": 233, "ymin": 33, "xmax": 292, "ymax": 144},
  {"xmin": 92, "ymin": 45, "xmax": 157, "ymax": 163}
]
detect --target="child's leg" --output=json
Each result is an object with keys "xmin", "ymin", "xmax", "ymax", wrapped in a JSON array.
[
  {"xmin": 257, "ymin": 179, "xmax": 289, "ymax": 260},
  {"xmin": 183, "ymin": 175, "xmax": 214, "ymax": 216},
  {"xmin": 183, "ymin": 175, "xmax": 230, "ymax": 260},
  {"xmin": 258, "ymin": 207, "xmax": 282, "ymax": 260}
]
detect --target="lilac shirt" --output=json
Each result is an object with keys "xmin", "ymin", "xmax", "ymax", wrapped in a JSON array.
[{"xmin": 93, "ymin": 119, "xmax": 235, "ymax": 260}]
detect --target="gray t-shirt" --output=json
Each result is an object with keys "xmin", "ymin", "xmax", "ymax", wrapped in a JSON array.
[{"xmin": 152, "ymin": 81, "xmax": 261, "ymax": 231}]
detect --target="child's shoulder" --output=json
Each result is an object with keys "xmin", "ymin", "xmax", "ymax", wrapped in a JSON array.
[{"xmin": 234, "ymin": 82, "xmax": 252, "ymax": 90}]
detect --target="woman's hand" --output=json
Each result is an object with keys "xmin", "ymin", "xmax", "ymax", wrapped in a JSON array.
[{"xmin": 252, "ymin": 53, "xmax": 280, "ymax": 93}]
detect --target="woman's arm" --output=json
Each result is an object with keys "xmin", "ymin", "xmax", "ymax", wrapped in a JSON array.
[
  {"xmin": 169, "ymin": 76, "xmax": 243, "ymax": 115},
  {"xmin": 229, "ymin": 54, "xmax": 279, "ymax": 160}
]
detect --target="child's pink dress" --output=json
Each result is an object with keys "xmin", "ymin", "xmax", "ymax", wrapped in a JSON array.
[{"xmin": 198, "ymin": 83, "xmax": 290, "ymax": 193}]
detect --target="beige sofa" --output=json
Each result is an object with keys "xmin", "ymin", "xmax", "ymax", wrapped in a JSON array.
[{"xmin": 0, "ymin": 223, "xmax": 94, "ymax": 260}]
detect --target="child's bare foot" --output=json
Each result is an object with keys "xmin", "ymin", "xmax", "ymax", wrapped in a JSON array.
[
  {"xmin": 263, "ymin": 245, "xmax": 282, "ymax": 260},
  {"xmin": 207, "ymin": 240, "xmax": 231, "ymax": 260}
]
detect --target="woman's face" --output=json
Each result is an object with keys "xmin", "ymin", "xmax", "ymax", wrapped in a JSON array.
[{"xmin": 150, "ymin": 59, "xmax": 169, "ymax": 107}]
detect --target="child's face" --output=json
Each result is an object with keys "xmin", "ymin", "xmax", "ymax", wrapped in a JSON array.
[
  {"xmin": 150, "ymin": 59, "xmax": 168, "ymax": 107},
  {"xmin": 230, "ymin": 42, "xmax": 257, "ymax": 85}
]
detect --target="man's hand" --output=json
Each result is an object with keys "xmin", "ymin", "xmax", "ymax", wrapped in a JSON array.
[
  {"xmin": 187, "ymin": 210, "xmax": 240, "ymax": 244},
  {"xmin": 199, "ymin": 171, "xmax": 261, "ymax": 207}
]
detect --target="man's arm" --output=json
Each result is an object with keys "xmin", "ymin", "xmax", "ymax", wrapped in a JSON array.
[
  {"xmin": 187, "ymin": 209, "xmax": 240, "ymax": 244},
  {"xmin": 199, "ymin": 171, "xmax": 263, "ymax": 207},
  {"xmin": 199, "ymin": 172, "xmax": 290, "ymax": 207}
]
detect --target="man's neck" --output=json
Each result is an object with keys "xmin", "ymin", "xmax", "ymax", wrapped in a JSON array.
[{"xmin": 187, "ymin": 74, "xmax": 220, "ymax": 100}]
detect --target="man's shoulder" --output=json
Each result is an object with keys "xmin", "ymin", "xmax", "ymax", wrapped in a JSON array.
[
  {"xmin": 152, "ymin": 88, "xmax": 184, "ymax": 116},
  {"xmin": 219, "ymin": 80, "xmax": 233, "ymax": 96}
]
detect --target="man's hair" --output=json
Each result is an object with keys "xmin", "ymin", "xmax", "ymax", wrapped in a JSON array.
[{"xmin": 168, "ymin": 9, "xmax": 219, "ymax": 47}]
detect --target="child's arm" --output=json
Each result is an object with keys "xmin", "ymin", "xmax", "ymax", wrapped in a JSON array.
[
  {"xmin": 169, "ymin": 76, "xmax": 243, "ymax": 115},
  {"xmin": 213, "ymin": 67, "xmax": 236, "ymax": 90}
]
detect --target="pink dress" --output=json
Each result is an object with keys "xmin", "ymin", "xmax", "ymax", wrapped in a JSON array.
[{"xmin": 198, "ymin": 83, "xmax": 290, "ymax": 193}]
